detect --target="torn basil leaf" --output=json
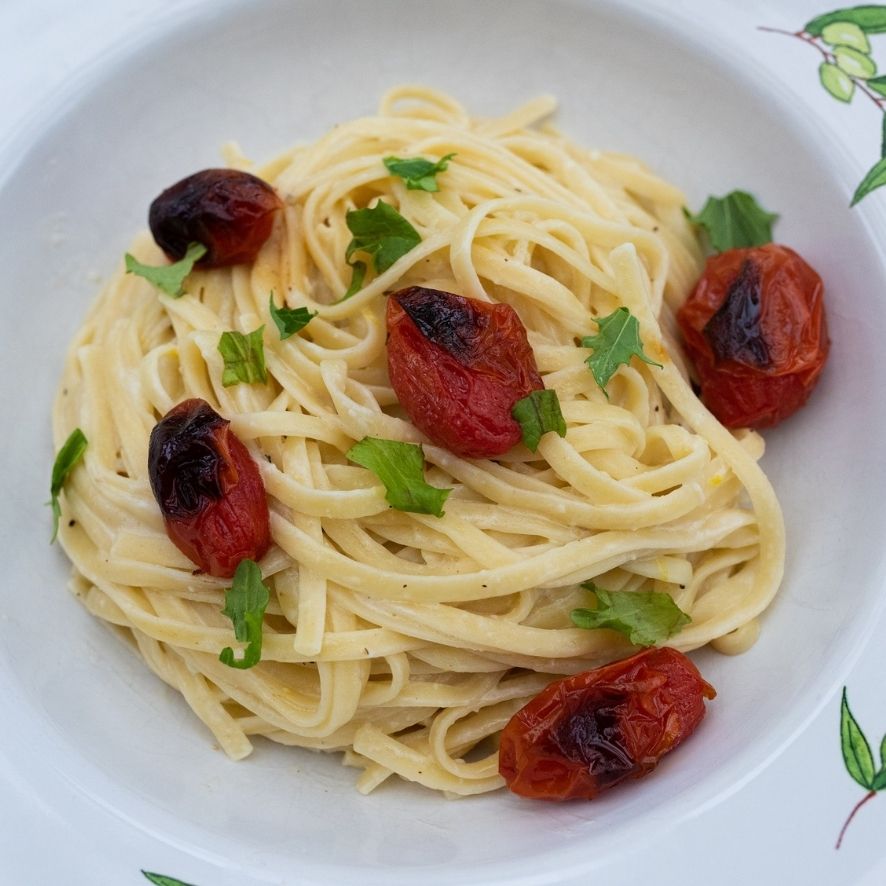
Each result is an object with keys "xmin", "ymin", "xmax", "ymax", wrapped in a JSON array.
[
  {"xmin": 512, "ymin": 389, "xmax": 567, "ymax": 452},
  {"xmin": 347, "ymin": 437, "xmax": 451, "ymax": 517},
  {"xmin": 125, "ymin": 242, "xmax": 207, "ymax": 297}
]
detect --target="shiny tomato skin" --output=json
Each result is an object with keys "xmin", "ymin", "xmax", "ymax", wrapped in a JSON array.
[
  {"xmin": 149, "ymin": 169, "xmax": 283, "ymax": 268},
  {"xmin": 677, "ymin": 243, "xmax": 829, "ymax": 428},
  {"xmin": 386, "ymin": 287, "xmax": 543, "ymax": 459},
  {"xmin": 148, "ymin": 399, "xmax": 271, "ymax": 578},
  {"xmin": 498, "ymin": 647, "xmax": 715, "ymax": 801}
]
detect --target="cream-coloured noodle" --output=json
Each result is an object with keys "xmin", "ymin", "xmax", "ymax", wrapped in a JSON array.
[{"xmin": 54, "ymin": 86, "xmax": 784, "ymax": 796}]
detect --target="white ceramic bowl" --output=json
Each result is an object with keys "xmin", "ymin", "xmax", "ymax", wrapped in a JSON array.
[{"xmin": 2, "ymin": 1, "xmax": 885, "ymax": 883}]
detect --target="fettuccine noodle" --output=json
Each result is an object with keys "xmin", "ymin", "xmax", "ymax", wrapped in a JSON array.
[{"xmin": 53, "ymin": 86, "xmax": 784, "ymax": 796}]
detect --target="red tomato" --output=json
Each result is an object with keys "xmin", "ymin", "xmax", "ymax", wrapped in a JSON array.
[
  {"xmin": 149, "ymin": 169, "xmax": 283, "ymax": 267},
  {"xmin": 676, "ymin": 243, "xmax": 829, "ymax": 428},
  {"xmin": 386, "ymin": 287, "xmax": 543, "ymax": 459},
  {"xmin": 498, "ymin": 647, "xmax": 715, "ymax": 801},
  {"xmin": 148, "ymin": 399, "xmax": 271, "ymax": 577}
]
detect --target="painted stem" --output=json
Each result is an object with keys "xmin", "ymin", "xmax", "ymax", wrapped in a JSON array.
[
  {"xmin": 758, "ymin": 26, "xmax": 886, "ymax": 111},
  {"xmin": 835, "ymin": 790, "xmax": 877, "ymax": 849}
]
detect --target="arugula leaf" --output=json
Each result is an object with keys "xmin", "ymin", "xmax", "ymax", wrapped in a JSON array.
[
  {"xmin": 347, "ymin": 437, "xmax": 451, "ymax": 517},
  {"xmin": 841, "ymin": 687, "xmax": 877, "ymax": 789},
  {"xmin": 219, "ymin": 559, "xmax": 270, "ymax": 670},
  {"xmin": 342, "ymin": 260, "xmax": 367, "ymax": 301},
  {"xmin": 268, "ymin": 293, "xmax": 315, "ymax": 339},
  {"xmin": 342, "ymin": 201, "xmax": 421, "ymax": 298},
  {"xmin": 49, "ymin": 427, "xmax": 88, "ymax": 542},
  {"xmin": 218, "ymin": 327, "xmax": 267, "ymax": 386},
  {"xmin": 571, "ymin": 583, "xmax": 691, "ymax": 647},
  {"xmin": 125, "ymin": 242, "xmax": 206, "ymax": 297},
  {"xmin": 142, "ymin": 872, "xmax": 198, "ymax": 886},
  {"xmin": 383, "ymin": 153, "xmax": 455, "ymax": 192},
  {"xmin": 512, "ymin": 389, "xmax": 567, "ymax": 452},
  {"xmin": 686, "ymin": 191, "xmax": 778, "ymax": 252},
  {"xmin": 582, "ymin": 307, "xmax": 662, "ymax": 396}
]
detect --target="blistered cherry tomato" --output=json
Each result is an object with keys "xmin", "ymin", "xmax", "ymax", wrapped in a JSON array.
[
  {"xmin": 386, "ymin": 287, "xmax": 543, "ymax": 459},
  {"xmin": 148, "ymin": 399, "xmax": 270, "ymax": 577},
  {"xmin": 149, "ymin": 169, "xmax": 282, "ymax": 267},
  {"xmin": 498, "ymin": 647, "xmax": 715, "ymax": 801},
  {"xmin": 677, "ymin": 243, "xmax": 829, "ymax": 428}
]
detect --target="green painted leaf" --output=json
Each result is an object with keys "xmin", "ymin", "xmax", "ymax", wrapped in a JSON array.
[
  {"xmin": 851, "ymin": 155, "xmax": 886, "ymax": 204},
  {"xmin": 822, "ymin": 20, "xmax": 871, "ymax": 50},
  {"xmin": 268, "ymin": 293, "xmax": 315, "ymax": 339},
  {"xmin": 512, "ymin": 389, "xmax": 567, "ymax": 452},
  {"xmin": 219, "ymin": 559, "xmax": 270, "ymax": 670},
  {"xmin": 218, "ymin": 327, "xmax": 268, "ymax": 386},
  {"xmin": 835, "ymin": 45, "xmax": 877, "ymax": 78},
  {"xmin": 881, "ymin": 114, "xmax": 886, "ymax": 157},
  {"xmin": 570, "ymin": 583, "xmax": 691, "ymax": 647},
  {"xmin": 686, "ymin": 191, "xmax": 778, "ymax": 252},
  {"xmin": 807, "ymin": 6, "xmax": 886, "ymax": 36},
  {"xmin": 125, "ymin": 242, "xmax": 206, "ymax": 298},
  {"xmin": 841, "ymin": 688, "xmax": 876, "ymax": 789},
  {"xmin": 142, "ymin": 872, "xmax": 197, "ymax": 886},
  {"xmin": 871, "ymin": 75, "xmax": 886, "ymax": 97},
  {"xmin": 872, "ymin": 767, "xmax": 886, "ymax": 791},
  {"xmin": 384, "ymin": 153, "xmax": 455, "ymax": 192},
  {"xmin": 582, "ymin": 307, "xmax": 662, "ymax": 396},
  {"xmin": 345, "ymin": 201, "xmax": 421, "ymax": 274},
  {"xmin": 346, "ymin": 437, "xmax": 451, "ymax": 517},
  {"xmin": 49, "ymin": 427, "xmax": 88, "ymax": 542},
  {"xmin": 820, "ymin": 62, "xmax": 856, "ymax": 101}
]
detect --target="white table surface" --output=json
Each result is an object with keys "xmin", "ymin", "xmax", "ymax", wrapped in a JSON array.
[{"xmin": 3, "ymin": 1, "xmax": 886, "ymax": 884}]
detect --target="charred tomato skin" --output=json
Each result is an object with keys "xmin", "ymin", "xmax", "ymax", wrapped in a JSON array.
[
  {"xmin": 148, "ymin": 398, "xmax": 270, "ymax": 578},
  {"xmin": 149, "ymin": 169, "xmax": 283, "ymax": 268},
  {"xmin": 386, "ymin": 287, "xmax": 543, "ymax": 459},
  {"xmin": 498, "ymin": 647, "xmax": 715, "ymax": 801},
  {"xmin": 677, "ymin": 243, "xmax": 829, "ymax": 429}
]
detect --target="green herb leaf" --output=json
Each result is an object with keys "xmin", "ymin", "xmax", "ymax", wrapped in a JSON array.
[
  {"xmin": 570, "ymin": 583, "xmax": 691, "ymax": 647},
  {"xmin": 841, "ymin": 687, "xmax": 876, "ymax": 789},
  {"xmin": 851, "ymin": 155, "xmax": 886, "ymax": 205},
  {"xmin": 125, "ymin": 242, "xmax": 206, "ymax": 298},
  {"xmin": 218, "ymin": 327, "xmax": 267, "ymax": 386},
  {"xmin": 820, "ymin": 62, "xmax": 856, "ymax": 102},
  {"xmin": 268, "ymin": 293, "xmax": 315, "ymax": 339},
  {"xmin": 869, "ymin": 74, "xmax": 886, "ymax": 97},
  {"xmin": 383, "ymin": 153, "xmax": 455, "ymax": 192},
  {"xmin": 142, "ymin": 873, "xmax": 198, "ymax": 886},
  {"xmin": 219, "ymin": 559, "xmax": 270, "ymax": 670},
  {"xmin": 347, "ymin": 437, "xmax": 451, "ymax": 517},
  {"xmin": 806, "ymin": 7, "xmax": 886, "ymax": 37},
  {"xmin": 512, "ymin": 389, "xmax": 567, "ymax": 452},
  {"xmin": 582, "ymin": 307, "xmax": 662, "ymax": 396},
  {"xmin": 49, "ymin": 427, "xmax": 88, "ymax": 543},
  {"xmin": 872, "ymin": 767, "xmax": 886, "ymax": 791},
  {"xmin": 345, "ymin": 200, "xmax": 421, "ymax": 275},
  {"xmin": 686, "ymin": 191, "xmax": 778, "ymax": 252},
  {"xmin": 342, "ymin": 260, "xmax": 367, "ymax": 301},
  {"xmin": 821, "ymin": 20, "xmax": 871, "ymax": 51}
]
